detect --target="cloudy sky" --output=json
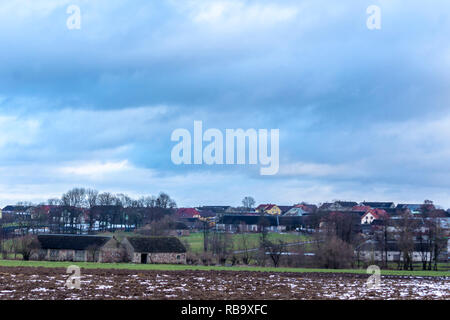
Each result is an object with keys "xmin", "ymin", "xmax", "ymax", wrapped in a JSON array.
[{"xmin": 1, "ymin": 0, "xmax": 450, "ymax": 208}]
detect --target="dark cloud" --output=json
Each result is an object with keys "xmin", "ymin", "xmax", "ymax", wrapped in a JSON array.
[{"xmin": 0, "ymin": 0, "xmax": 450, "ymax": 206}]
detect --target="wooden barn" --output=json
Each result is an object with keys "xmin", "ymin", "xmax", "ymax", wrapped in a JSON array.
[
  {"xmin": 122, "ymin": 236, "xmax": 187, "ymax": 264},
  {"xmin": 34, "ymin": 234, "xmax": 124, "ymax": 262}
]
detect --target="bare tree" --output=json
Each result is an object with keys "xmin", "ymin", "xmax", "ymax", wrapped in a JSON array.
[
  {"xmin": 61, "ymin": 188, "xmax": 86, "ymax": 207},
  {"xmin": 16, "ymin": 235, "xmax": 40, "ymax": 261},
  {"xmin": 210, "ymin": 230, "xmax": 232, "ymax": 265},
  {"xmin": 264, "ymin": 239, "xmax": 285, "ymax": 267},
  {"xmin": 86, "ymin": 244, "xmax": 101, "ymax": 262},
  {"xmin": 140, "ymin": 196, "xmax": 156, "ymax": 208},
  {"xmin": 138, "ymin": 215, "xmax": 175, "ymax": 236},
  {"xmin": 97, "ymin": 192, "xmax": 116, "ymax": 206},
  {"xmin": 397, "ymin": 212, "xmax": 417, "ymax": 270},
  {"xmin": 86, "ymin": 189, "xmax": 99, "ymax": 207},
  {"xmin": 314, "ymin": 234, "xmax": 354, "ymax": 269},
  {"xmin": 257, "ymin": 216, "xmax": 270, "ymax": 244},
  {"xmin": 0, "ymin": 218, "xmax": 5, "ymax": 259},
  {"xmin": 47, "ymin": 198, "xmax": 61, "ymax": 206},
  {"xmin": 240, "ymin": 232, "xmax": 252, "ymax": 265},
  {"xmin": 374, "ymin": 214, "xmax": 391, "ymax": 268},
  {"xmin": 425, "ymin": 216, "xmax": 447, "ymax": 270},
  {"xmin": 202, "ymin": 219, "xmax": 209, "ymax": 253},
  {"xmin": 242, "ymin": 196, "xmax": 255, "ymax": 210},
  {"xmin": 156, "ymin": 192, "xmax": 176, "ymax": 209}
]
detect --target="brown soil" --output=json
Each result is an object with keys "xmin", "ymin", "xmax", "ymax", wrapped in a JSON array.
[{"xmin": 0, "ymin": 266, "xmax": 447, "ymax": 300}]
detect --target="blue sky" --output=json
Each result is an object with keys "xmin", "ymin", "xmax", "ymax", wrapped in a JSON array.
[{"xmin": 1, "ymin": 0, "xmax": 450, "ymax": 208}]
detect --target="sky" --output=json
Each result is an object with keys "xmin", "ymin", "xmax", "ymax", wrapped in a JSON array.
[{"xmin": 0, "ymin": 0, "xmax": 450, "ymax": 208}]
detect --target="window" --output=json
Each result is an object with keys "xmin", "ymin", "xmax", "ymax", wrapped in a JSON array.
[{"xmin": 176, "ymin": 255, "xmax": 181, "ymax": 260}]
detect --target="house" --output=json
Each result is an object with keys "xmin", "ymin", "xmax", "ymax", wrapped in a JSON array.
[
  {"xmin": 196, "ymin": 206, "xmax": 231, "ymax": 214},
  {"xmin": 2, "ymin": 205, "xmax": 18, "ymax": 214},
  {"xmin": 361, "ymin": 202, "xmax": 395, "ymax": 209},
  {"xmin": 357, "ymin": 241, "xmax": 432, "ymax": 263},
  {"xmin": 176, "ymin": 208, "xmax": 200, "ymax": 219},
  {"xmin": 30, "ymin": 205, "xmax": 57, "ymax": 218},
  {"xmin": 2, "ymin": 205, "xmax": 32, "ymax": 219},
  {"xmin": 122, "ymin": 236, "xmax": 186, "ymax": 264},
  {"xmin": 352, "ymin": 205, "xmax": 371, "ymax": 213},
  {"xmin": 34, "ymin": 234, "xmax": 123, "ymax": 262},
  {"xmin": 293, "ymin": 203, "xmax": 317, "ymax": 214},
  {"xmin": 320, "ymin": 201, "xmax": 358, "ymax": 211},
  {"xmin": 396, "ymin": 204, "xmax": 422, "ymax": 214},
  {"xmin": 217, "ymin": 215, "xmax": 269, "ymax": 232},
  {"xmin": 217, "ymin": 215, "xmax": 305, "ymax": 232},
  {"xmin": 197, "ymin": 209, "xmax": 217, "ymax": 219},
  {"xmin": 278, "ymin": 206, "xmax": 294, "ymax": 214},
  {"xmin": 255, "ymin": 204, "xmax": 282, "ymax": 215},
  {"xmin": 361, "ymin": 209, "xmax": 389, "ymax": 224},
  {"xmin": 283, "ymin": 207, "xmax": 307, "ymax": 216}
]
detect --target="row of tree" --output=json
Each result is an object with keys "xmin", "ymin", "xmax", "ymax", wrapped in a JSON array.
[{"xmin": 1, "ymin": 188, "xmax": 178, "ymax": 235}]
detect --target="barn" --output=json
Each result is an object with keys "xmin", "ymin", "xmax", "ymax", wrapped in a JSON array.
[
  {"xmin": 122, "ymin": 236, "xmax": 187, "ymax": 264},
  {"xmin": 34, "ymin": 234, "xmax": 123, "ymax": 262}
]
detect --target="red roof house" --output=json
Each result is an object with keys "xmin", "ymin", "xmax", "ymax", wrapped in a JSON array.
[{"xmin": 176, "ymin": 208, "xmax": 200, "ymax": 219}]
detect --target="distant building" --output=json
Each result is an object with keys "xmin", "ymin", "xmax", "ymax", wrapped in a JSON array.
[
  {"xmin": 176, "ymin": 208, "xmax": 200, "ymax": 219},
  {"xmin": 361, "ymin": 202, "xmax": 395, "ymax": 209},
  {"xmin": 361, "ymin": 209, "xmax": 389, "ymax": 224},
  {"xmin": 396, "ymin": 204, "xmax": 422, "ymax": 214},
  {"xmin": 278, "ymin": 206, "xmax": 294, "ymax": 214},
  {"xmin": 358, "ymin": 241, "xmax": 433, "ymax": 263},
  {"xmin": 2, "ymin": 205, "xmax": 32, "ymax": 218},
  {"xmin": 319, "ymin": 201, "xmax": 358, "ymax": 211},
  {"xmin": 195, "ymin": 206, "xmax": 231, "ymax": 214},
  {"xmin": 283, "ymin": 207, "xmax": 307, "ymax": 216},
  {"xmin": 217, "ymin": 214, "xmax": 305, "ymax": 232},
  {"xmin": 255, "ymin": 204, "xmax": 282, "ymax": 215},
  {"xmin": 293, "ymin": 203, "xmax": 317, "ymax": 214}
]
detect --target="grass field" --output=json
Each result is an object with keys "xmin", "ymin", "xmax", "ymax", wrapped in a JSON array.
[
  {"xmin": 99, "ymin": 231, "xmax": 312, "ymax": 253},
  {"xmin": 0, "ymin": 259, "xmax": 448, "ymax": 277},
  {"xmin": 181, "ymin": 232, "xmax": 311, "ymax": 252}
]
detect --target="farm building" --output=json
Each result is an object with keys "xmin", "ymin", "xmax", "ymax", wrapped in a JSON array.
[
  {"xmin": 357, "ymin": 241, "xmax": 435, "ymax": 263},
  {"xmin": 216, "ymin": 214, "xmax": 306, "ymax": 232},
  {"xmin": 122, "ymin": 236, "xmax": 187, "ymax": 264},
  {"xmin": 34, "ymin": 234, "xmax": 124, "ymax": 262}
]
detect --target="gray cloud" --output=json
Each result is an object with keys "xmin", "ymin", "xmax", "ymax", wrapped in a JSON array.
[{"xmin": 0, "ymin": 0, "xmax": 449, "ymax": 207}]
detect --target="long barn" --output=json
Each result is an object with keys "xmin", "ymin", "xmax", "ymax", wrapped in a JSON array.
[{"xmin": 34, "ymin": 234, "xmax": 123, "ymax": 262}]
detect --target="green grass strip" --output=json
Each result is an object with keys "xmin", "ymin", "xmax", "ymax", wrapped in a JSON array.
[{"xmin": 0, "ymin": 259, "xmax": 447, "ymax": 277}]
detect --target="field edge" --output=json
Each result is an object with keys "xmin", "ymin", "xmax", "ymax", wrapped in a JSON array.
[{"xmin": 0, "ymin": 259, "xmax": 447, "ymax": 277}]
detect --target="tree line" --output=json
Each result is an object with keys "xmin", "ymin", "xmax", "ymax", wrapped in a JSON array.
[{"xmin": 1, "ymin": 188, "xmax": 177, "ymax": 235}]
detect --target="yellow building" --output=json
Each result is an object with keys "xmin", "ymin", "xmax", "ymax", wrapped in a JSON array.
[{"xmin": 255, "ymin": 204, "xmax": 281, "ymax": 215}]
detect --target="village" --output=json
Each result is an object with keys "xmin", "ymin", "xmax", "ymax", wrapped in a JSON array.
[{"xmin": 0, "ymin": 188, "xmax": 448, "ymax": 271}]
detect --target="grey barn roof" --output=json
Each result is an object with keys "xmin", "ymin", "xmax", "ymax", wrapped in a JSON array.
[{"xmin": 37, "ymin": 234, "xmax": 112, "ymax": 250}]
